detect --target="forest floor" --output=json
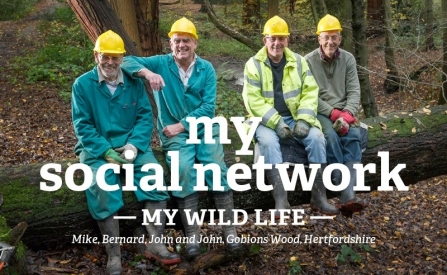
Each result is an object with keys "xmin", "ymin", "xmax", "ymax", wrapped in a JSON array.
[{"xmin": 0, "ymin": 0, "xmax": 446, "ymax": 274}]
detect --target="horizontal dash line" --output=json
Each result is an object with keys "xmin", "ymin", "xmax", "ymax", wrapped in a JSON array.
[
  {"xmin": 310, "ymin": 216, "xmax": 335, "ymax": 220},
  {"xmin": 114, "ymin": 216, "xmax": 137, "ymax": 220}
]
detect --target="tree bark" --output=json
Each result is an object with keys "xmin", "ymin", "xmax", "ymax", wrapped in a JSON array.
[
  {"xmin": 65, "ymin": 0, "xmax": 139, "ymax": 56},
  {"xmin": 267, "ymin": 0, "xmax": 279, "ymax": 19},
  {"xmin": 440, "ymin": 0, "xmax": 447, "ymax": 105},
  {"xmin": 383, "ymin": 0, "xmax": 400, "ymax": 93},
  {"xmin": 109, "ymin": 0, "xmax": 142, "ymax": 55},
  {"xmin": 342, "ymin": 0, "xmax": 354, "ymax": 54},
  {"xmin": 351, "ymin": 0, "xmax": 379, "ymax": 117},
  {"xmin": 424, "ymin": 0, "xmax": 435, "ymax": 51},
  {"xmin": 1, "ymin": 106, "xmax": 447, "ymax": 249}
]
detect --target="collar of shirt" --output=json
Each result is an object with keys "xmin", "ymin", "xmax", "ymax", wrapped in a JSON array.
[
  {"xmin": 174, "ymin": 55, "xmax": 197, "ymax": 86},
  {"xmin": 319, "ymin": 46, "xmax": 340, "ymax": 63},
  {"xmin": 98, "ymin": 68, "xmax": 124, "ymax": 86}
]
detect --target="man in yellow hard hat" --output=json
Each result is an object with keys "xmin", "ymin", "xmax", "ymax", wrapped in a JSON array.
[
  {"xmin": 242, "ymin": 16, "xmax": 339, "ymax": 216},
  {"xmin": 72, "ymin": 30, "xmax": 181, "ymax": 274},
  {"xmin": 305, "ymin": 14, "xmax": 366, "ymax": 215},
  {"xmin": 121, "ymin": 17, "xmax": 241, "ymax": 260}
]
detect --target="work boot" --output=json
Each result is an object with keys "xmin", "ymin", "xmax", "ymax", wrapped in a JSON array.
[
  {"xmin": 144, "ymin": 201, "xmax": 181, "ymax": 265},
  {"xmin": 338, "ymin": 162, "xmax": 367, "ymax": 213},
  {"xmin": 266, "ymin": 168, "xmax": 290, "ymax": 219},
  {"xmin": 177, "ymin": 193, "xmax": 201, "ymax": 260},
  {"xmin": 310, "ymin": 163, "xmax": 340, "ymax": 215},
  {"xmin": 97, "ymin": 215, "xmax": 122, "ymax": 275},
  {"xmin": 331, "ymin": 169, "xmax": 342, "ymax": 185},
  {"xmin": 213, "ymin": 191, "xmax": 242, "ymax": 253}
]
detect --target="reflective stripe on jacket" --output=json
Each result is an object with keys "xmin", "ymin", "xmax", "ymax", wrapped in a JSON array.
[{"xmin": 242, "ymin": 47, "xmax": 321, "ymax": 130}]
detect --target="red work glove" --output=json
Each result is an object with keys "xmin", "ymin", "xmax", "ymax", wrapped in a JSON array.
[
  {"xmin": 330, "ymin": 108, "xmax": 343, "ymax": 122},
  {"xmin": 339, "ymin": 110, "xmax": 356, "ymax": 124},
  {"xmin": 333, "ymin": 117, "xmax": 349, "ymax": 136}
]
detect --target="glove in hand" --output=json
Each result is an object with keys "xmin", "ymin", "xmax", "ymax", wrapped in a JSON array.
[
  {"xmin": 333, "ymin": 117, "xmax": 349, "ymax": 136},
  {"xmin": 293, "ymin": 119, "xmax": 311, "ymax": 138},
  {"xmin": 274, "ymin": 118, "xmax": 293, "ymax": 140},
  {"xmin": 330, "ymin": 109, "xmax": 343, "ymax": 122},
  {"xmin": 115, "ymin": 144, "xmax": 138, "ymax": 163},
  {"xmin": 103, "ymin": 148, "xmax": 130, "ymax": 165},
  {"xmin": 339, "ymin": 110, "xmax": 356, "ymax": 125}
]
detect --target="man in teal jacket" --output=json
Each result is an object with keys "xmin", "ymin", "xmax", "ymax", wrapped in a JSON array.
[
  {"xmin": 305, "ymin": 14, "xmax": 366, "ymax": 215},
  {"xmin": 121, "ymin": 17, "xmax": 241, "ymax": 260},
  {"xmin": 72, "ymin": 30, "xmax": 180, "ymax": 274},
  {"xmin": 243, "ymin": 16, "xmax": 339, "ymax": 216}
]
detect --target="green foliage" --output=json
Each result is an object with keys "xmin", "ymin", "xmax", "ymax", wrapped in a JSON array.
[
  {"xmin": 335, "ymin": 243, "xmax": 370, "ymax": 264},
  {"xmin": 215, "ymin": 80, "xmax": 246, "ymax": 120},
  {"xmin": 11, "ymin": 7, "xmax": 93, "ymax": 102},
  {"xmin": 0, "ymin": 0, "xmax": 38, "ymax": 20},
  {"xmin": 150, "ymin": 265, "xmax": 167, "ymax": 275},
  {"xmin": 249, "ymin": 244, "xmax": 261, "ymax": 254},
  {"xmin": 214, "ymin": 62, "xmax": 246, "ymax": 120},
  {"xmin": 128, "ymin": 254, "xmax": 146, "ymax": 267},
  {"xmin": 288, "ymin": 256, "xmax": 302, "ymax": 275}
]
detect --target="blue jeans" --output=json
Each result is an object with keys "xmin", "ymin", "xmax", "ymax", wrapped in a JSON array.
[
  {"xmin": 255, "ymin": 116, "xmax": 326, "ymax": 165},
  {"xmin": 317, "ymin": 114, "xmax": 362, "ymax": 164}
]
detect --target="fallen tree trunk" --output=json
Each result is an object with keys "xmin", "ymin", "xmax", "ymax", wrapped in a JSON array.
[{"xmin": 1, "ymin": 105, "xmax": 446, "ymax": 249}]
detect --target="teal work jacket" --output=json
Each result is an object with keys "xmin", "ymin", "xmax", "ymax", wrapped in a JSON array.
[
  {"xmin": 121, "ymin": 54, "xmax": 216, "ymax": 138},
  {"xmin": 72, "ymin": 66, "xmax": 153, "ymax": 158}
]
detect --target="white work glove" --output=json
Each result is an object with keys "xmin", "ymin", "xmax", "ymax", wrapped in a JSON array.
[{"xmin": 115, "ymin": 144, "xmax": 138, "ymax": 163}]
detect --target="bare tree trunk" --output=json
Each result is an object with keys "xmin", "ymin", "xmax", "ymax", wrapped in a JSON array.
[
  {"xmin": 424, "ymin": 0, "xmax": 435, "ymax": 51},
  {"xmin": 342, "ymin": 0, "xmax": 354, "ymax": 54},
  {"xmin": 318, "ymin": 0, "xmax": 327, "ymax": 15},
  {"xmin": 3, "ymin": 106, "xmax": 447, "ymax": 249},
  {"xmin": 351, "ymin": 0, "xmax": 378, "ymax": 117},
  {"xmin": 65, "ymin": 0, "xmax": 139, "ymax": 56},
  {"xmin": 367, "ymin": 0, "xmax": 384, "ymax": 36},
  {"xmin": 135, "ymin": 0, "xmax": 162, "ymax": 56},
  {"xmin": 383, "ymin": 0, "xmax": 400, "ymax": 93},
  {"xmin": 242, "ymin": 0, "xmax": 260, "ymax": 34},
  {"xmin": 440, "ymin": 0, "xmax": 447, "ymax": 104},
  {"xmin": 309, "ymin": 0, "xmax": 319, "ymax": 26},
  {"xmin": 109, "ymin": 0, "xmax": 142, "ymax": 55},
  {"xmin": 267, "ymin": 0, "xmax": 279, "ymax": 19}
]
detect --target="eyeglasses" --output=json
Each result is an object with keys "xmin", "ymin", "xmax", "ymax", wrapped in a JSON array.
[
  {"xmin": 171, "ymin": 38, "xmax": 192, "ymax": 44},
  {"xmin": 265, "ymin": 36, "xmax": 288, "ymax": 43},
  {"xmin": 319, "ymin": 35, "xmax": 340, "ymax": 41},
  {"xmin": 98, "ymin": 53, "xmax": 123, "ymax": 62}
]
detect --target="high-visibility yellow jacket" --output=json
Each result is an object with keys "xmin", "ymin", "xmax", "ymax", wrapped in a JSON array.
[{"xmin": 242, "ymin": 47, "xmax": 321, "ymax": 130}]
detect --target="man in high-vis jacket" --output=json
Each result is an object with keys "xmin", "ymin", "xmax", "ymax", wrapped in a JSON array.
[
  {"xmin": 121, "ymin": 17, "xmax": 241, "ymax": 260},
  {"xmin": 305, "ymin": 14, "xmax": 366, "ymax": 215},
  {"xmin": 242, "ymin": 16, "xmax": 339, "ymax": 216},
  {"xmin": 72, "ymin": 30, "xmax": 181, "ymax": 274}
]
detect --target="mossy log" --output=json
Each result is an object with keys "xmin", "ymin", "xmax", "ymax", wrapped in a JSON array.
[{"xmin": 0, "ymin": 106, "xmax": 446, "ymax": 249}]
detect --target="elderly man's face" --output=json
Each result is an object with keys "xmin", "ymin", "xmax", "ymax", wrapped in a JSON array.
[
  {"xmin": 94, "ymin": 52, "xmax": 123, "ymax": 80},
  {"xmin": 318, "ymin": 31, "xmax": 341, "ymax": 58},
  {"xmin": 263, "ymin": 35, "xmax": 289, "ymax": 63},
  {"xmin": 170, "ymin": 33, "xmax": 197, "ymax": 64}
]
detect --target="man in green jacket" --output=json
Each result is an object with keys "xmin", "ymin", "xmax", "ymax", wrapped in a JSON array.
[
  {"xmin": 72, "ymin": 30, "xmax": 180, "ymax": 274},
  {"xmin": 121, "ymin": 17, "xmax": 241, "ymax": 260},
  {"xmin": 305, "ymin": 14, "xmax": 366, "ymax": 215},
  {"xmin": 242, "ymin": 16, "xmax": 339, "ymax": 216}
]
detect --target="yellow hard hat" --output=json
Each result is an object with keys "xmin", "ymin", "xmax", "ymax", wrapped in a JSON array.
[
  {"xmin": 168, "ymin": 17, "xmax": 198, "ymax": 40},
  {"xmin": 93, "ymin": 30, "xmax": 126, "ymax": 54},
  {"xmin": 262, "ymin": 16, "xmax": 290, "ymax": 36},
  {"xmin": 316, "ymin": 14, "xmax": 342, "ymax": 35}
]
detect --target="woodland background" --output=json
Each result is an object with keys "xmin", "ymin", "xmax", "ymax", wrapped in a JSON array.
[{"xmin": 0, "ymin": 0, "xmax": 446, "ymax": 274}]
